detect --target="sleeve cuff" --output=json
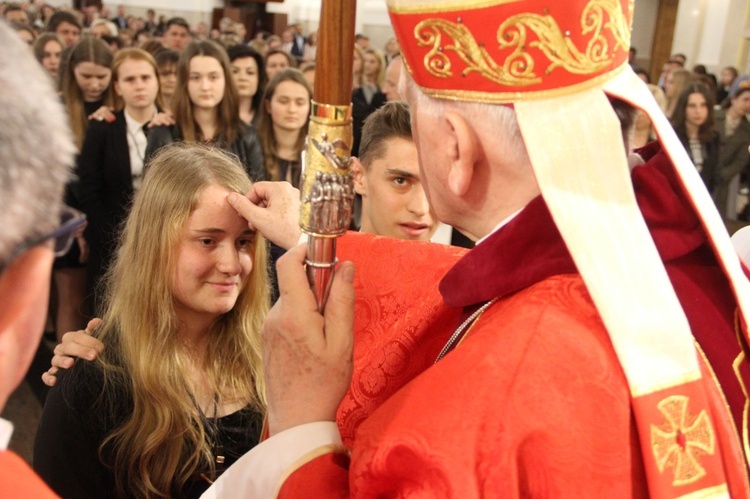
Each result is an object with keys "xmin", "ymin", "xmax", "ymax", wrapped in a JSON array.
[{"xmin": 200, "ymin": 421, "xmax": 342, "ymax": 498}]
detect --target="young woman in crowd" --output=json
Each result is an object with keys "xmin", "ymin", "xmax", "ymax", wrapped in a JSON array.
[
  {"xmin": 33, "ymin": 32, "xmax": 64, "ymax": 80},
  {"xmin": 630, "ymin": 84, "xmax": 667, "ymax": 150},
  {"xmin": 227, "ymin": 44, "xmax": 266, "ymax": 127},
  {"xmin": 352, "ymin": 48, "xmax": 386, "ymax": 156},
  {"xmin": 154, "ymin": 48, "xmax": 179, "ymax": 111},
  {"xmin": 61, "ymin": 37, "xmax": 116, "ymax": 150},
  {"xmin": 35, "ymin": 144, "xmax": 269, "ymax": 499},
  {"xmin": 77, "ymin": 48, "xmax": 164, "ymax": 313},
  {"xmin": 671, "ymin": 83, "xmax": 720, "ymax": 192},
  {"xmin": 11, "ymin": 22, "xmax": 36, "ymax": 46},
  {"xmin": 264, "ymin": 48, "xmax": 294, "ymax": 80},
  {"xmin": 54, "ymin": 36, "xmax": 115, "ymax": 340},
  {"xmin": 352, "ymin": 44, "xmax": 364, "ymax": 91},
  {"xmin": 145, "ymin": 40, "xmax": 265, "ymax": 181},
  {"xmin": 256, "ymin": 68, "xmax": 311, "ymax": 188},
  {"xmin": 713, "ymin": 83, "xmax": 750, "ymax": 219},
  {"xmin": 362, "ymin": 48, "xmax": 385, "ymax": 89}
]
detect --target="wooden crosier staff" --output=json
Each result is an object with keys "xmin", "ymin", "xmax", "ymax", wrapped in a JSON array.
[{"xmin": 299, "ymin": 0, "xmax": 356, "ymax": 311}]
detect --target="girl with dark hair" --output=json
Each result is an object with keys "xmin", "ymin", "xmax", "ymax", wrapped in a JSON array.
[
  {"xmin": 671, "ymin": 83, "xmax": 720, "ymax": 191},
  {"xmin": 145, "ymin": 40, "xmax": 264, "ymax": 181},
  {"xmin": 226, "ymin": 44, "xmax": 266, "ymax": 127},
  {"xmin": 154, "ymin": 48, "xmax": 179, "ymax": 111},
  {"xmin": 255, "ymin": 68, "xmax": 311, "ymax": 188},
  {"xmin": 33, "ymin": 32, "xmax": 64, "ymax": 80}
]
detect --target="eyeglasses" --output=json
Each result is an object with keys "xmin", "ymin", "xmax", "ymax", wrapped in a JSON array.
[{"xmin": 0, "ymin": 206, "xmax": 87, "ymax": 273}]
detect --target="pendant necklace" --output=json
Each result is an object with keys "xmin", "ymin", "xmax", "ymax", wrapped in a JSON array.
[{"xmin": 435, "ymin": 297, "xmax": 500, "ymax": 363}]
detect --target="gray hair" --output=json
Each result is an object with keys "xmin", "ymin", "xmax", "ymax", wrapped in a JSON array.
[
  {"xmin": 401, "ymin": 71, "xmax": 531, "ymax": 171},
  {"xmin": 0, "ymin": 20, "xmax": 74, "ymax": 259}
]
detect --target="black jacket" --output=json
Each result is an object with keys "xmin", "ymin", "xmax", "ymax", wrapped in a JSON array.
[{"xmin": 145, "ymin": 123, "xmax": 266, "ymax": 182}]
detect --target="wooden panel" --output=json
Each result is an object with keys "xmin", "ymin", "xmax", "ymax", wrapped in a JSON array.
[{"xmin": 650, "ymin": 0, "xmax": 680, "ymax": 83}]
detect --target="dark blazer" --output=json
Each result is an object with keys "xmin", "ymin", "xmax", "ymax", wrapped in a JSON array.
[
  {"xmin": 145, "ymin": 123, "xmax": 266, "ymax": 182},
  {"xmin": 351, "ymin": 86, "xmax": 387, "ymax": 157},
  {"xmin": 78, "ymin": 111, "xmax": 135, "ymax": 310}
]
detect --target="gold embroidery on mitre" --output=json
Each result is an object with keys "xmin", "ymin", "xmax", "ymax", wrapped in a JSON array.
[
  {"xmin": 650, "ymin": 395, "xmax": 716, "ymax": 486},
  {"xmin": 413, "ymin": 0, "xmax": 630, "ymax": 86}
]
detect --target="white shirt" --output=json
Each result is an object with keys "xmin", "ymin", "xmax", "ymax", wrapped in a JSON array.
[
  {"xmin": 0, "ymin": 418, "xmax": 13, "ymax": 451},
  {"xmin": 475, "ymin": 208, "xmax": 523, "ymax": 245},
  {"xmin": 123, "ymin": 109, "xmax": 154, "ymax": 191}
]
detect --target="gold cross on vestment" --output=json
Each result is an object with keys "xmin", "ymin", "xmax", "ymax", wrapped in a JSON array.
[{"xmin": 650, "ymin": 395, "xmax": 716, "ymax": 486}]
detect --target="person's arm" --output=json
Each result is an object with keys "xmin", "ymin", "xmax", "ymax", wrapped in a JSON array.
[
  {"xmin": 77, "ymin": 121, "xmax": 109, "ymax": 252},
  {"xmin": 718, "ymin": 135, "xmax": 750, "ymax": 181}
]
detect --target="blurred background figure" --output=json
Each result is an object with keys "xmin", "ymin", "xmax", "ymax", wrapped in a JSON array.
[{"xmin": 671, "ymin": 83, "xmax": 719, "ymax": 192}]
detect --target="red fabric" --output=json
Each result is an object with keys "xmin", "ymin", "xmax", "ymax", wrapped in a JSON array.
[
  {"xmin": 388, "ymin": 0, "xmax": 630, "ymax": 100},
  {"xmin": 336, "ymin": 233, "xmax": 466, "ymax": 447},
  {"xmin": 353, "ymin": 275, "xmax": 651, "ymax": 497},
  {"xmin": 278, "ymin": 452, "xmax": 350, "ymax": 498},
  {"xmin": 0, "ymin": 451, "xmax": 58, "ymax": 498},
  {"xmin": 281, "ymin": 143, "xmax": 750, "ymax": 496}
]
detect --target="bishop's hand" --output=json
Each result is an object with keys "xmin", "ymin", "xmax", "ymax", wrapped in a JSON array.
[
  {"xmin": 228, "ymin": 182, "xmax": 302, "ymax": 250},
  {"xmin": 263, "ymin": 243, "xmax": 355, "ymax": 435}
]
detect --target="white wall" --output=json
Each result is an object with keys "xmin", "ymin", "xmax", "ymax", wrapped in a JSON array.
[{"xmin": 631, "ymin": 0, "xmax": 658, "ymax": 70}]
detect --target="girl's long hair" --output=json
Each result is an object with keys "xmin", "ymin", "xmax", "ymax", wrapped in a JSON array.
[
  {"xmin": 256, "ymin": 68, "xmax": 311, "ymax": 182},
  {"xmin": 96, "ymin": 144, "xmax": 269, "ymax": 498},
  {"xmin": 671, "ymin": 83, "xmax": 717, "ymax": 144},
  {"xmin": 60, "ymin": 37, "xmax": 115, "ymax": 150},
  {"xmin": 111, "ymin": 47, "xmax": 165, "ymax": 112},
  {"xmin": 172, "ymin": 40, "xmax": 241, "ymax": 144}
]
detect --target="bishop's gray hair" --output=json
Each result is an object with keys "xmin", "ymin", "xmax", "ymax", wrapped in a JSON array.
[
  {"xmin": 401, "ymin": 70, "xmax": 532, "ymax": 172},
  {"xmin": 0, "ymin": 20, "xmax": 75, "ymax": 260}
]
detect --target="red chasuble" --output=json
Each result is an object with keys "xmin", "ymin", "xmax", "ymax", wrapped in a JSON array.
[
  {"xmin": 277, "ymin": 143, "xmax": 750, "ymax": 497},
  {"xmin": 0, "ymin": 451, "xmax": 58, "ymax": 498}
]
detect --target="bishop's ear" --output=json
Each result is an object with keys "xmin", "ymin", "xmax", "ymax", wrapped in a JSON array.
[
  {"xmin": 351, "ymin": 157, "xmax": 367, "ymax": 196},
  {"xmin": 444, "ymin": 110, "xmax": 480, "ymax": 197}
]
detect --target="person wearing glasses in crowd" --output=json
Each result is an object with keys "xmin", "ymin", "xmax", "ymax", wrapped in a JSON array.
[{"xmin": 0, "ymin": 20, "xmax": 77, "ymax": 498}]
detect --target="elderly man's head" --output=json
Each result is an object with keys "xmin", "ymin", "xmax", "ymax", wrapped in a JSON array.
[{"xmin": 0, "ymin": 21, "xmax": 74, "ymax": 410}]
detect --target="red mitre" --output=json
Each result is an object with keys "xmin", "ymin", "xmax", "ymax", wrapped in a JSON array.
[{"xmin": 388, "ymin": 0, "xmax": 632, "ymax": 103}]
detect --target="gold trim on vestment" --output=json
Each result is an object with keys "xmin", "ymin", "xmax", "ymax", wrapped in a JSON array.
[
  {"xmin": 650, "ymin": 395, "xmax": 716, "ymax": 486},
  {"xmin": 273, "ymin": 444, "xmax": 350, "ymax": 498},
  {"xmin": 694, "ymin": 341, "xmax": 750, "ymax": 485},
  {"xmin": 402, "ymin": 59, "xmax": 628, "ymax": 104},
  {"xmin": 675, "ymin": 483, "xmax": 729, "ymax": 498},
  {"xmin": 733, "ymin": 310, "xmax": 750, "ymax": 463},
  {"xmin": 732, "ymin": 351, "xmax": 750, "ymax": 462},
  {"xmin": 387, "ymin": 0, "xmax": 523, "ymax": 15}
]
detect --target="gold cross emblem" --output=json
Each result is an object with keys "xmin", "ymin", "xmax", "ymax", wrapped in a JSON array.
[{"xmin": 650, "ymin": 395, "xmax": 716, "ymax": 486}]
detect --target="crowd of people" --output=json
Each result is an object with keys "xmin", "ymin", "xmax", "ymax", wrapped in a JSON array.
[
  {"xmin": 632, "ymin": 51, "xmax": 750, "ymax": 221},
  {"xmin": 3, "ymin": 0, "xmax": 750, "ymax": 498},
  {"xmin": 0, "ymin": 1, "xmax": 408, "ymax": 343}
]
